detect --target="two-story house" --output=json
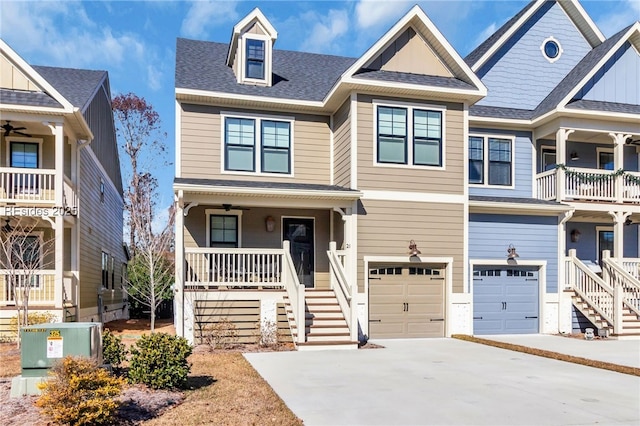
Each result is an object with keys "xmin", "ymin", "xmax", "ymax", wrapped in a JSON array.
[
  {"xmin": 174, "ymin": 7, "xmax": 486, "ymax": 348},
  {"xmin": 174, "ymin": 1, "xmax": 640, "ymax": 348},
  {"xmin": 0, "ymin": 40, "xmax": 128, "ymax": 331},
  {"xmin": 464, "ymin": 0, "xmax": 640, "ymax": 337}
]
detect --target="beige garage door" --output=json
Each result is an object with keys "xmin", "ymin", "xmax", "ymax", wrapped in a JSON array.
[{"xmin": 369, "ymin": 265, "xmax": 446, "ymax": 339}]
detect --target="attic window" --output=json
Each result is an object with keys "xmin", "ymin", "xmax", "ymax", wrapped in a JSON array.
[
  {"xmin": 246, "ymin": 38, "xmax": 265, "ymax": 80},
  {"xmin": 541, "ymin": 37, "xmax": 562, "ymax": 63}
]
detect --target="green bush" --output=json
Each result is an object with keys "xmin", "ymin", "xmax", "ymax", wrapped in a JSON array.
[
  {"xmin": 128, "ymin": 333, "xmax": 192, "ymax": 389},
  {"xmin": 102, "ymin": 329, "xmax": 127, "ymax": 368},
  {"xmin": 36, "ymin": 356, "xmax": 125, "ymax": 425},
  {"xmin": 10, "ymin": 312, "xmax": 57, "ymax": 337}
]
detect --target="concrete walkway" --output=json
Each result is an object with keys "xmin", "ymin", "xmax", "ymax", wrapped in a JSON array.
[{"xmin": 245, "ymin": 338, "xmax": 640, "ymax": 426}]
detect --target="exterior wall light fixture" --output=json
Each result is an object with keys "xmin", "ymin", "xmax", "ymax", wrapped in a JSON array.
[
  {"xmin": 570, "ymin": 151, "xmax": 579, "ymax": 161},
  {"xmin": 265, "ymin": 216, "xmax": 275, "ymax": 232},
  {"xmin": 408, "ymin": 240, "xmax": 421, "ymax": 257},
  {"xmin": 570, "ymin": 229, "xmax": 581, "ymax": 242},
  {"xmin": 507, "ymin": 244, "xmax": 519, "ymax": 259}
]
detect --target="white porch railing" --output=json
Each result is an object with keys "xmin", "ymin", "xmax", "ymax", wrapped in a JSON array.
[
  {"xmin": 621, "ymin": 258, "xmax": 640, "ymax": 280},
  {"xmin": 183, "ymin": 245, "xmax": 306, "ymax": 344},
  {"xmin": 328, "ymin": 242, "xmax": 357, "ymax": 342},
  {"xmin": 603, "ymin": 254, "xmax": 640, "ymax": 321},
  {"xmin": 63, "ymin": 176, "xmax": 78, "ymax": 211},
  {"xmin": 536, "ymin": 167, "xmax": 640, "ymax": 203},
  {"xmin": 0, "ymin": 167, "xmax": 55, "ymax": 203},
  {"xmin": 0, "ymin": 270, "xmax": 56, "ymax": 306},
  {"xmin": 565, "ymin": 252, "xmax": 615, "ymax": 328}
]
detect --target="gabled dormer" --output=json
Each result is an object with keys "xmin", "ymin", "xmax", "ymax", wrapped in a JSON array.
[{"xmin": 226, "ymin": 8, "xmax": 277, "ymax": 87}]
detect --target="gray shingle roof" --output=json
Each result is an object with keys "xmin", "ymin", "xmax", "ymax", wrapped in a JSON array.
[
  {"xmin": 0, "ymin": 88, "xmax": 62, "ymax": 108},
  {"xmin": 464, "ymin": 1, "xmax": 538, "ymax": 67},
  {"xmin": 33, "ymin": 65, "xmax": 107, "ymax": 110},
  {"xmin": 469, "ymin": 104, "xmax": 534, "ymax": 120},
  {"xmin": 565, "ymin": 99, "xmax": 640, "ymax": 115},
  {"xmin": 352, "ymin": 69, "xmax": 477, "ymax": 90},
  {"xmin": 469, "ymin": 195, "xmax": 567, "ymax": 206},
  {"xmin": 176, "ymin": 38, "xmax": 356, "ymax": 102},
  {"xmin": 174, "ymin": 177, "xmax": 360, "ymax": 194},
  {"xmin": 532, "ymin": 24, "xmax": 632, "ymax": 118}
]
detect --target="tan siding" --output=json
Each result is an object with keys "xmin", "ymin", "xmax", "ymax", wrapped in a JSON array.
[
  {"xmin": 78, "ymin": 148, "xmax": 126, "ymax": 312},
  {"xmin": 332, "ymin": 98, "xmax": 351, "ymax": 187},
  {"xmin": 180, "ymin": 104, "xmax": 331, "ymax": 185},
  {"xmin": 357, "ymin": 94, "xmax": 465, "ymax": 194},
  {"xmin": 371, "ymin": 28, "xmax": 453, "ymax": 77},
  {"xmin": 0, "ymin": 55, "xmax": 39, "ymax": 91},
  {"xmin": 357, "ymin": 200, "xmax": 464, "ymax": 293}
]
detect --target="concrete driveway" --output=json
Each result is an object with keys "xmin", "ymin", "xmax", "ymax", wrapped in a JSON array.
[{"xmin": 245, "ymin": 339, "xmax": 640, "ymax": 426}]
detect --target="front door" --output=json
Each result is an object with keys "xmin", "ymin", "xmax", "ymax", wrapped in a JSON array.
[{"xmin": 283, "ymin": 218, "xmax": 314, "ymax": 288}]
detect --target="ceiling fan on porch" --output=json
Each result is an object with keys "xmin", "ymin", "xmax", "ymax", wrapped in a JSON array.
[
  {"xmin": 218, "ymin": 204, "xmax": 251, "ymax": 212},
  {"xmin": 2, "ymin": 121, "xmax": 31, "ymax": 137}
]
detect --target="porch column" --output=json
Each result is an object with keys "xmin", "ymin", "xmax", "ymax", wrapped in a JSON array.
[
  {"xmin": 610, "ymin": 133, "xmax": 631, "ymax": 203},
  {"xmin": 608, "ymin": 211, "xmax": 630, "ymax": 259},
  {"xmin": 174, "ymin": 192, "xmax": 185, "ymax": 337},
  {"xmin": 54, "ymin": 216, "xmax": 64, "ymax": 310},
  {"xmin": 343, "ymin": 202, "xmax": 358, "ymax": 292},
  {"xmin": 555, "ymin": 129, "xmax": 574, "ymax": 202},
  {"xmin": 51, "ymin": 122, "xmax": 65, "ymax": 207}
]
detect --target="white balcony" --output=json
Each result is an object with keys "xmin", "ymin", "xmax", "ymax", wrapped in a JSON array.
[
  {"xmin": 0, "ymin": 270, "xmax": 56, "ymax": 306},
  {"xmin": 536, "ymin": 167, "xmax": 640, "ymax": 203},
  {"xmin": 0, "ymin": 167, "xmax": 77, "ymax": 212}
]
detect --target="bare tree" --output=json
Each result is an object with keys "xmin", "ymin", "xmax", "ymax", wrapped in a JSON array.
[
  {"xmin": 0, "ymin": 217, "xmax": 55, "ymax": 346},
  {"xmin": 122, "ymin": 200, "xmax": 175, "ymax": 331},
  {"xmin": 112, "ymin": 93, "xmax": 167, "ymax": 252}
]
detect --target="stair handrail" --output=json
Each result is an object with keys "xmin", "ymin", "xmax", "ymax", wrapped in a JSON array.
[
  {"xmin": 602, "ymin": 255, "xmax": 640, "ymax": 318},
  {"xmin": 328, "ymin": 242, "xmax": 357, "ymax": 342},
  {"xmin": 282, "ymin": 241, "xmax": 305, "ymax": 344},
  {"xmin": 566, "ymin": 252, "xmax": 615, "ymax": 327}
]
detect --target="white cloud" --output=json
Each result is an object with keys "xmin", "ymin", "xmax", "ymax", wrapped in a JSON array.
[
  {"xmin": 180, "ymin": 0, "xmax": 239, "ymax": 39},
  {"xmin": 594, "ymin": 0, "xmax": 640, "ymax": 37},
  {"xmin": 300, "ymin": 9, "xmax": 350, "ymax": 53},
  {"xmin": 470, "ymin": 22, "xmax": 497, "ymax": 52},
  {"xmin": 355, "ymin": 0, "xmax": 412, "ymax": 30}
]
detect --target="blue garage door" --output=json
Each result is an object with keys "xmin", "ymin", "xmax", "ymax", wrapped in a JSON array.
[{"xmin": 473, "ymin": 267, "xmax": 539, "ymax": 334}]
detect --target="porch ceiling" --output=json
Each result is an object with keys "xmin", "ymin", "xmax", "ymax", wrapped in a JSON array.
[{"xmin": 570, "ymin": 210, "xmax": 640, "ymax": 223}]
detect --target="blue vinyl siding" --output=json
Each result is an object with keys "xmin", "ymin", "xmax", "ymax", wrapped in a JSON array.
[
  {"xmin": 476, "ymin": 1, "xmax": 592, "ymax": 109},
  {"xmin": 535, "ymin": 140, "xmax": 639, "ymax": 172},
  {"xmin": 567, "ymin": 223, "xmax": 639, "ymax": 261},
  {"xmin": 469, "ymin": 129, "xmax": 533, "ymax": 197},
  {"xmin": 469, "ymin": 214, "xmax": 559, "ymax": 292},
  {"xmin": 577, "ymin": 42, "xmax": 640, "ymax": 105}
]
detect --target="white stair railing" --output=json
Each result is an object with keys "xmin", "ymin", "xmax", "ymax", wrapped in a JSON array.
[
  {"xmin": 602, "ymin": 253, "xmax": 640, "ymax": 319},
  {"xmin": 327, "ymin": 242, "xmax": 357, "ymax": 342},
  {"xmin": 621, "ymin": 258, "xmax": 640, "ymax": 280},
  {"xmin": 565, "ymin": 250, "xmax": 615, "ymax": 330},
  {"xmin": 282, "ymin": 241, "xmax": 306, "ymax": 344}
]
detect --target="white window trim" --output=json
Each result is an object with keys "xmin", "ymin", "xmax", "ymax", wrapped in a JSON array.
[
  {"xmin": 468, "ymin": 133, "xmax": 516, "ymax": 189},
  {"xmin": 596, "ymin": 147, "xmax": 614, "ymax": 170},
  {"xmin": 10, "ymin": 231, "xmax": 44, "ymax": 289},
  {"xmin": 5, "ymin": 136, "xmax": 44, "ymax": 168},
  {"xmin": 220, "ymin": 111, "xmax": 295, "ymax": 177},
  {"xmin": 540, "ymin": 36, "xmax": 563, "ymax": 64},
  {"xmin": 596, "ymin": 226, "xmax": 614, "ymax": 260},
  {"xmin": 100, "ymin": 250, "xmax": 111, "ymax": 291},
  {"xmin": 372, "ymin": 99, "xmax": 447, "ymax": 171},
  {"xmin": 540, "ymin": 145, "xmax": 556, "ymax": 172},
  {"xmin": 239, "ymin": 32, "xmax": 272, "ymax": 86},
  {"xmin": 206, "ymin": 209, "xmax": 243, "ymax": 248}
]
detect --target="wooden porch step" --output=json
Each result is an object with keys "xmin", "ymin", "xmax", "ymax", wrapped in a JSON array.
[{"xmin": 296, "ymin": 340, "xmax": 359, "ymax": 351}]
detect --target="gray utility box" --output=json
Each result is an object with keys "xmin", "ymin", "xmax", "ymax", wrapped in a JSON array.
[{"xmin": 20, "ymin": 322, "xmax": 103, "ymax": 377}]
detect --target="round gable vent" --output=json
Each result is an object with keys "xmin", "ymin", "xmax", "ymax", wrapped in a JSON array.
[{"xmin": 541, "ymin": 36, "xmax": 563, "ymax": 63}]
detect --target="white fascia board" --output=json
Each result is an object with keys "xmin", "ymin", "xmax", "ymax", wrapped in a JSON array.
[
  {"xmin": 468, "ymin": 115, "xmax": 533, "ymax": 128},
  {"xmin": 471, "ymin": 1, "xmax": 546, "ymax": 72},
  {"xmin": 226, "ymin": 8, "xmax": 278, "ymax": 66},
  {"xmin": 556, "ymin": 25, "xmax": 638, "ymax": 111},
  {"xmin": 341, "ymin": 76, "xmax": 486, "ymax": 98},
  {"xmin": 0, "ymin": 40, "xmax": 75, "ymax": 111},
  {"xmin": 175, "ymin": 88, "xmax": 323, "ymax": 109},
  {"xmin": 469, "ymin": 200, "xmax": 572, "ymax": 213},
  {"xmin": 0, "ymin": 104, "xmax": 67, "ymax": 115},
  {"xmin": 173, "ymin": 183, "xmax": 362, "ymax": 200},
  {"xmin": 560, "ymin": 0, "xmax": 606, "ymax": 46}
]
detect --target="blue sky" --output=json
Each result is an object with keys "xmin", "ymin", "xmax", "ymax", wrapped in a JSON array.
[{"xmin": 1, "ymin": 0, "xmax": 639, "ymax": 215}]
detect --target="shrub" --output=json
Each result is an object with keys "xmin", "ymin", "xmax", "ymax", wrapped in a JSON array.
[
  {"xmin": 201, "ymin": 318, "xmax": 239, "ymax": 349},
  {"xmin": 10, "ymin": 312, "xmax": 57, "ymax": 337},
  {"xmin": 36, "ymin": 356, "xmax": 125, "ymax": 425},
  {"xmin": 102, "ymin": 329, "xmax": 127, "ymax": 368},
  {"xmin": 128, "ymin": 333, "xmax": 192, "ymax": 389}
]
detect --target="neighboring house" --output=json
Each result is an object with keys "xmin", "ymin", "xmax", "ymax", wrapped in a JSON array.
[
  {"xmin": 0, "ymin": 40, "xmax": 128, "ymax": 332},
  {"xmin": 464, "ymin": 0, "xmax": 640, "ymax": 338},
  {"xmin": 173, "ymin": 1, "xmax": 640, "ymax": 348}
]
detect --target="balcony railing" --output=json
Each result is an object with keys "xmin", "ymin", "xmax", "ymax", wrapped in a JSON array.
[
  {"xmin": 535, "ymin": 167, "xmax": 640, "ymax": 203},
  {"xmin": 0, "ymin": 167, "xmax": 77, "ymax": 211},
  {"xmin": 0, "ymin": 270, "xmax": 56, "ymax": 306}
]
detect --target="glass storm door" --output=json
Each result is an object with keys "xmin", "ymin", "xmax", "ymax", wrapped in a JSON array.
[{"xmin": 283, "ymin": 218, "xmax": 314, "ymax": 288}]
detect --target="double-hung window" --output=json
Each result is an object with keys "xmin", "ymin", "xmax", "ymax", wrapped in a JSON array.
[
  {"xmin": 224, "ymin": 115, "xmax": 292, "ymax": 174},
  {"xmin": 468, "ymin": 135, "xmax": 513, "ymax": 186},
  {"xmin": 376, "ymin": 103, "xmax": 443, "ymax": 167},
  {"xmin": 210, "ymin": 215, "xmax": 238, "ymax": 248},
  {"xmin": 245, "ymin": 38, "xmax": 265, "ymax": 80}
]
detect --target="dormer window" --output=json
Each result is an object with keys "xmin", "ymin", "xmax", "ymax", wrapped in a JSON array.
[{"xmin": 246, "ymin": 39, "xmax": 265, "ymax": 80}]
